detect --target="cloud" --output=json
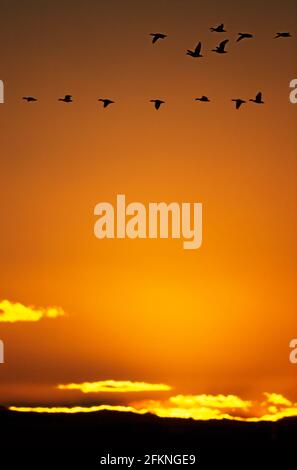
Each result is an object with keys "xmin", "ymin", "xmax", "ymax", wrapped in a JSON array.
[
  {"xmin": 0, "ymin": 299, "xmax": 65, "ymax": 323},
  {"xmin": 170, "ymin": 394, "xmax": 251, "ymax": 409},
  {"xmin": 57, "ymin": 380, "xmax": 172, "ymax": 393},
  {"xmin": 9, "ymin": 392, "xmax": 297, "ymax": 422},
  {"xmin": 130, "ymin": 394, "xmax": 252, "ymax": 421},
  {"xmin": 131, "ymin": 393, "xmax": 297, "ymax": 422},
  {"xmin": 9, "ymin": 405, "xmax": 146, "ymax": 415},
  {"xmin": 263, "ymin": 392, "xmax": 292, "ymax": 407}
]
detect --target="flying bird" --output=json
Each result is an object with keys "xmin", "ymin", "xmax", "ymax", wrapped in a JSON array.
[
  {"xmin": 195, "ymin": 96, "xmax": 210, "ymax": 102},
  {"xmin": 250, "ymin": 92, "xmax": 264, "ymax": 104},
  {"xmin": 150, "ymin": 33, "xmax": 167, "ymax": 44},
  {"xmin": 210, "ymin": 24, "xmax": 226, "ymax": 33},
  {"xmin": 237, "ymin": 33, "xmax": 254, "ymax": 42},
  {"xmin": 98, "ymin": 99, "xmax": 114, "ymax": 108},
  {"xmin": 186, "ymin": 42, "xmax": 203, "ymax": 58},
  {"xmin": 150, "ymin": 99, "xmax": 165, "ymax": 110},
  {"xmin": 274, "ymin": 32, "xmax": 291, "ymax": 39},
  {"xmin": 22, "ymin": 96, "xmax": 37, "ymax": 102},
  {"xmin": 212, "ymin": 39, "xmax": 229, "ymax": 54},
  {"xmin": 232, "ymin": 99, "xmax": 246, "ymax": 109},
  {"xmin": 58, "ymin": 95, "xmax": 72, "ymax": 103}
]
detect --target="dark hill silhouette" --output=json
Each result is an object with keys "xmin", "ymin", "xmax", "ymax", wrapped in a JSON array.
[{"xmin": 0, "ymin": 408, "xmax": 296, "ymax": 467}]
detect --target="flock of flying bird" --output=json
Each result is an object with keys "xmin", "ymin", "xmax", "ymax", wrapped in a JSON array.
[{"xmin": 22, "ymin": 24, "xmax": 293, "ymax": 111}]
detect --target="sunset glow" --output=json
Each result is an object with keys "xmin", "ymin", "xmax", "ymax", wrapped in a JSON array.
[
  {"xmin": 0, "ymin": 0, "xmax": 296, "ymax": 441},
  {"xmin": 9, "ymin": 392, "xmax": 297, "ymax": 423},
  {"xmin": 57, "ymin": 380, "xmax": 172, "ymax": 393},
  {"xmin": 0, "ymin": 299, "xmax": 65, "ymax": 323}
]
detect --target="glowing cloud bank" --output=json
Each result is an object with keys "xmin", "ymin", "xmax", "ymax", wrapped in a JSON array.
[
  {"xmin": 57, "ymin": 380, "xmax": 172, "ymax": 393},
  {"xmin": 131, "ymin": 393, "xmax": 297, "ymax": 422},
  {"xmin": 9, "ymin": 392, "xmax": 297, "ymax": 422},
  {"xmin": 9, "ymin": 405, "xmax": 146, "ymax": 415},
  {"xmin": 0, "ymin": 299, "xmax": 65, "ymax": 323}
]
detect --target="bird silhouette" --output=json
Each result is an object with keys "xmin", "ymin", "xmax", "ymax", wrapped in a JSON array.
[
  {"xmin": 210, "ymin": 24, "xmax": 226, "ymax": 33},
  {"xmin": 150, "ymin": 33, "xmax": 167, "ymax": 44},
  {"xmin": 98, "ymin": 99, "xmax": 114, "ymax": 108},
  {"xmin": 195, "ymin": 96, "xmax": 210, "ymax": 102},
  {"xmin": 186, "ymin": 42, "xmax": 203, "ymax": 58},
  {"xmin": 250, "ymin": 92, "xmax": 264, "ymax": 104},
  {"xmin": 274, "ymin": 32, "xmax": 291, "ymax": 39},
  {"xmin": 59, "ymin": 95, "xmax": 72, "ymax": 103},
  {"xmin": 237, "ymin": 33, "xmax": 254, "ymax": 42},
  {"xmin": 150, "ymin": 99, "xmax": 165, "ymax": 110},
  {"xmin": 22, "ymin": 96, "xmax": 37, "ymax": 102},
  {"xmin": 212, "ymin": 39, "xmax": 229, "ymax": 54},
  {"xmin": 232, "ymin": 99, "xmax": 246, "ymax": 109}
]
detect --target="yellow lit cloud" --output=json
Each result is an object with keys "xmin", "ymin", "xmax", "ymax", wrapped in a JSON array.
[
  {"xmin": 131, "ymin": 393, "xmax": 297, "ymax": 422},
  {"xmin": 9, "ymin": 405, "xmax": 146, "ymax": 415},
  {"xmin": 131, "ymin": 395, "xmax": 251, "ymax": 421},
  {"xmin": 9, "ymin": 392, "xmax": 297, "ymax": 422},
  {"xmin": 263, "ymin": 392, "xmax": 292, "ymax": 407},
  {"xmin": 170, "ymin": 394, "xmax": 251, "ymax": 409},
  {"xmin": 57, "ymin": 380, "xmax": 172, "ymax": 393},
  {"xmin": 0, "ymin": 299, "xmax": 65, "ymax": 323}
]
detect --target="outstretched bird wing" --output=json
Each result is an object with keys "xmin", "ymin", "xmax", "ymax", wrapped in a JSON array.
[
  {"xmin": 150, "ymin": 33, "xmax": 166, "ymax": 43},
  {"xmin": 232, "ymin": 99, "xmax": 244, "ymax": 109},
  {"xmin": 104, "ymin": 100, "xmax": 114, "ymax": 107},
  {"xmin": 256, "ymin": 92, "xmax": 262, "ymax": 101},
  {"xmin": 219, "ymin": 39, "xmax": 229, "ymax": 49},
  {"xmin": 194, "ymin": 42, "xmax": 202, "ymax": 54}
]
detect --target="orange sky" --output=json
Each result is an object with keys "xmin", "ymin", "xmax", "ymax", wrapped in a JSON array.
[{"xmin": 0, "ymin": 0, "xmax": 296, "ymax": 409}]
